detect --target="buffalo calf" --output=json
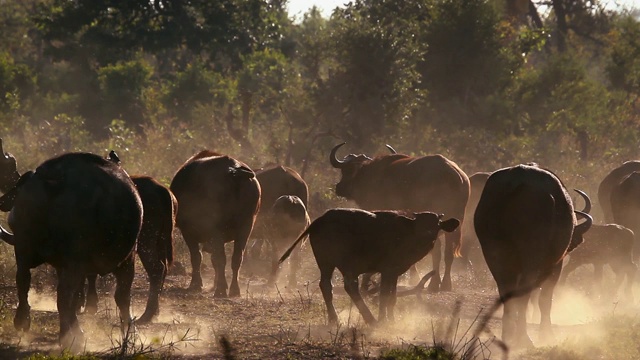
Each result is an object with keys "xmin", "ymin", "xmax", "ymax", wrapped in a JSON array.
[
  {"xmin": 560, "ymin": 224, "xmax": 636, "ymax": 299},
  {"xmin": 280, "ymin": 208, "xmax": 459, "ymax": 325}
]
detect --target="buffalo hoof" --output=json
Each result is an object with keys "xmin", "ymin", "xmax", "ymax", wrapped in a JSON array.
[
  {"xmin": 136, "ymin": 312, "xmax": 154, "ymax": 325},
  {"xmin": 187, "ymin": 281, "xmax": 203, "ymax": 292},
  {"xmin": 440, "ymin": 277, "xmax": 452, "ymax": 292},
  {"xmin": 14, "ymin": 305, "xmax": 31, "ymax": 332},
  {"xmin": 426, "ymin": 279, "xmax": 441, "ymax": 293},
  {"xmin": 229, "ymin": 285, "xmax": 241, "ymax": 298}
]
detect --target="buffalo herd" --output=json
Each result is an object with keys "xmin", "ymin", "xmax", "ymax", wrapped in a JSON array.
[{"xmin": 0, "ymin": 139, "xmax": 639, "ymax": 351}]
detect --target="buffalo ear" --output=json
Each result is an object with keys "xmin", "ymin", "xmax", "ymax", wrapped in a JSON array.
[{"xmin": 439, "ymin": 218, "xmax": 460, "ymax": 233}]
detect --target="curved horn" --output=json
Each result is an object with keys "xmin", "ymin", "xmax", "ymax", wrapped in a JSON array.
[
  {"xmin": 329, "ymin": 142, "xmax": 347, "ymax": 168},
  {"xmin": 574, "ymin": 210, "xmax": 593, "ymax": 236},
  {"xmin": 0, "ymin": 138, "xmax": 8, "ymax": 160},
  {"xmin": 574, "ymin": 189, "xmax": 591, "ymax": 214},
  {"xmin": 385, "ymin": 144, "xmax": 397, "ymax": 154},
  {"xmin": 0, "ymin": 223, "xmax": 14, "ymax": 246}
]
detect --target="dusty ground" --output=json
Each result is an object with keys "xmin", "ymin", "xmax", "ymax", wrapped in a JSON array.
[{"xmin": 0, "ymin": 241, "xmax": 634, "ymax": 359}]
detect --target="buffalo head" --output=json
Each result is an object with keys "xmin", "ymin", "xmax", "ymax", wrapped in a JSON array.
[{"xmin": 329, "ymin": 143, "xmax": 373, "ymax": 198}]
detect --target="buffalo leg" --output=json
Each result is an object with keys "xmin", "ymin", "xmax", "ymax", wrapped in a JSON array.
[
  {"xmin": 182, "ymin": 229, "xmax": 204, "ymax": 291},
  {"xmin": 427, "ymin": 238, "xmax": 442, "ymax": 293},
  {"xmin": 539, "ymin": 263, "xmax": 562, "ymax": 343},
  {"xmin": 514, "ymin": 292, "xmax": 533, "ymax": 348},
  {"xmin": 85, "ymin": 273, "xmax": 98, "ymax": 314},
  {"xmin": 343, "ymin": 273, "xmax": 376, "ymax": 325},
  {"xmin": 210, "ymin": 241, "xmax": 229, "ymax": 298},
  {"xmin": 378, "ymin": 273, "xmax": 399, "ymax": 322},
  {"xmin": 113, "ymin": 256, "xmax": 135, "ymax": 332},
  {"xmin": 14, "ymin": 262, "xmax": 31, "ymax": 331},
  {"xmin": 441, "ymin": 230, "xmax": 458, "ymax": 291},
  {"xmin": 318, "ymin": 265, "xmax": 338, "ymax": 325},
  {"xmin": 137, "ymin": 245, "xmax": 167, "ymax": 324},
  {"xmin": 56, "ymin": 266, "xmax": 86, "ymax": 349},
  {"xmin": 229, "ymin": 225, "xmax": 252, "ymax": 297}
]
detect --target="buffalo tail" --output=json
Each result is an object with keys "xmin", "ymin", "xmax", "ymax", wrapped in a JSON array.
[{"xmin": 278, "ymin": 225, "xmax": 311, "ymax": 264}]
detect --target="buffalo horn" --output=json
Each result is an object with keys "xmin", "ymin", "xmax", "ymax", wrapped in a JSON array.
[
  {"xmin": 385, "ymin": 144, "xmax": 397, "ymax": 154},
  {"xmin": 574, "ymin": 210, "xmax": 593, "ymax": 236},
  {"xmin": 330, "ymin": 142, "xmax": 347, "ymax": 168},
  {"xmin": 0, "ymin": 223, "xmax": 14, "ymax": 245},
  {"xmin": 573, "ymin": 189, "xmax": 591, "ymax": 213},
  {"xmin": 0, "ymin": 138, "xmax": 7, "ymax": 160}
]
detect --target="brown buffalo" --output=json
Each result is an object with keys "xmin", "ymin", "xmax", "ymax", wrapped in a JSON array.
[
  {"xmin": 610, "ymin": 171, "xmax": 640, "ymax": 259},
  {"xmin": 170, "ymin": 150, "xmax": 261, "ymax": 297},
  {"xmin": 0, "ymin": 153, "xmax": 143, "ymax": 347},
  {"xmin": 474, "ymin": 164, "xmax": 592, "ymax": 348},
  {"xmin": 280, "ymin": 208, "xmax": 459, "ymax": 324},
  {"xmin": 266, "ymin": 195, "xmax": 310, "ymax": 286},
  {"xmin": 560, "ymin": 223, "xmax": 636, "ymax": 300},
  {"xmin": 598, "ymin": 161, "xmax": 640, "ymax": 223},
  {"xmin": 329, "ymin": 143, "xmax": 469, "ymax": 292}
]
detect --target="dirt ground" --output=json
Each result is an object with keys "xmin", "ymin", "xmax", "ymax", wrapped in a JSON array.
[{"xmin": 0, "ymin": 241, "xmax": 633, "ymax": 360}]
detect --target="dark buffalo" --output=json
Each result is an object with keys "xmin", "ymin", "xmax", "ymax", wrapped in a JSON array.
[
  {"xmin": 280, "ymin": 208, "xmax": 459, "ymax": 324},
  {"xmin": 0, "ymin": 153, "xmax": 143, "ymax": 347},
  {"xmin": 256, "ymin": 165, "xmax": 309, "ymax": 210},
  {"xmin": 474, "ymin": 164, "xmax": 592, "ymax": 348},
  {"xmin": 329, "ymin": 143, "xmax": 469, "ymax": 292},
  {"xmin": 0, "ymin": 138, "xmax": 20, "ymax": 193},
  {"xmin": 598, "ymin": 161, "xmax": 640, "ymax": 223},
  {"xmin": 610, "ymin": 171, "xmax": 640, "ymax": 259},
  {"xmin": 560, "ymin": 223, "xmax": 636, "ymax": 300},
  {"xmin": 81, "ymin": 174, "xmax": 177, "ymax": 324},
  {"xmin": 266, "ymin": 195, "xmax": 310, "ymax": 286},
  {"xmin": 170, "ymin": 150, "xmax": 261, "ymax": 297}
]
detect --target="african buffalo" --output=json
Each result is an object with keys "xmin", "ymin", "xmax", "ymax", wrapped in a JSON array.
[
  {"xmin": 0, "ymin": 152, "xmax": 143, "ymax": 347},
  {"xmin": 598, "ymin": 161, "xmax": 640, "ymax": 223},
  {"xmin": 170, "ymin": 150, "xmax": 261, "ymax": 297},
  {"xmin": 0, "ymin": 138, "xmax": 20, "ymax": 194},
  {"xmin": 610, "ymin": 171, "xmax": 640, "ymax": 259},
  {"xmin": 474, "ymin": 164, "xmax": 592, "ymax": 348},
  {"xmin": 329, "ymin": 143, "xmax": 469, "ymax": 292},
  {"xmin": 248, "ymin": 165, "xmax": 309, "ymax": 268},
  {"xmin": 560, "ymin": 223, "xmax": 636, "ymax": 300},
  {"xmin": 81, "ymin": 174, "xmax": 177, "ymax": 324},
  {"xmin": 266, "ymin": 195, "xmax": 310, "ymax": 286},
  {"xmin": 280, "ymin": 208, "xmax": 459, "ymax": 324}
]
